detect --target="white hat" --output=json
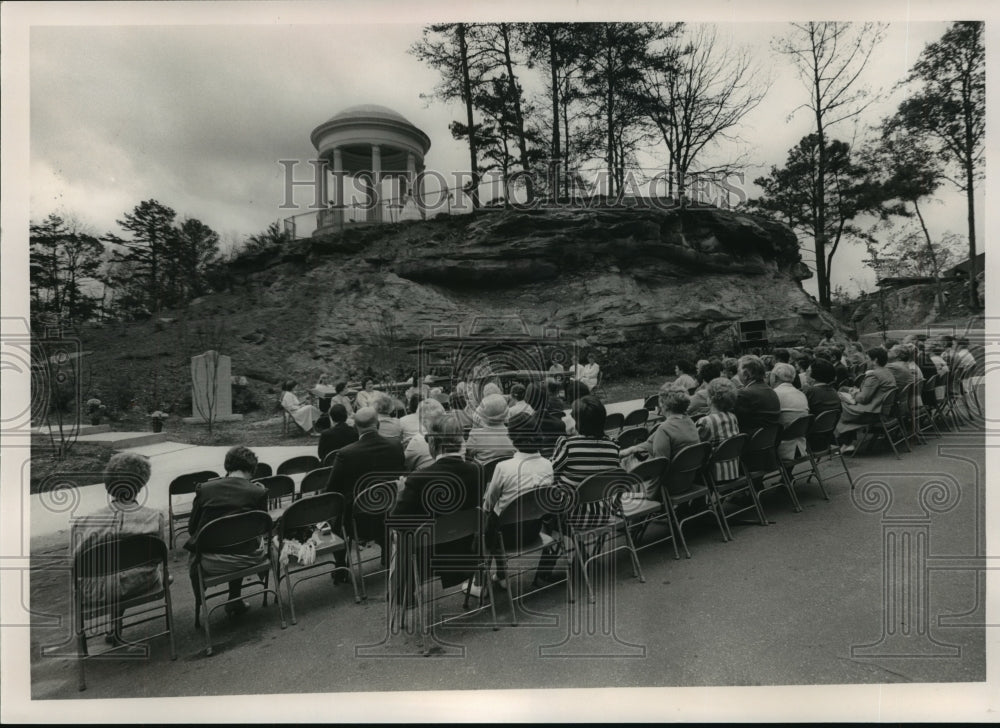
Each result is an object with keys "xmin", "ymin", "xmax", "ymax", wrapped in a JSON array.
[{"xmin": 476, "ymin": 393, "xmax": 509, "ymax": 425}]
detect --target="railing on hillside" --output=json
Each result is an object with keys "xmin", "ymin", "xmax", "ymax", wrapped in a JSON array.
[{"xmin": 280, "ymin": 167, "xmax": 742, "ymax": 240}]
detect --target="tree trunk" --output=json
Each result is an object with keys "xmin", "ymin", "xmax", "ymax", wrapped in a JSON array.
[
  {"xmin": 912, "ymin": 199, "xmax": 946, "ymax": 311},
  {"xmin": 965, "ymin": 151, "xmax": 978, "ymax": 310},
  {"xmin": 606, "ymin": 36, "xmax": 615, "ymax": 197},
  {"xmin": 549, "ymin": 31, "xmax": 561, "ymax": 199},
  {"xmin": 457, "ymin": 23, "xmax": 480, "ymax": 209}
]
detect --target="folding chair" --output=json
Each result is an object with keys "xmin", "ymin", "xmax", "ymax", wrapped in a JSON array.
[
  {"xmin": 643, "ymin": 395, "xmax": 660, "ymax": 412},
  {"xmin": 276, "ymin": 492, "xmax": 359, "ymax": 624},
  {"xmin": 794, "ymin": 408, "xmax": 854, "ymax": 493},
  {"xmin": 619, "ymin": 457, "xmax": 674, "ymax": 550},
  {"xmin": 322, "ymin": 449, "xmax": 342, "ymax": 468},
  {"xmin": 351, "ymin": 480, "xmax": 400, "ymax": 600},
  {"xmin": 740, "ymin": 425, "xmax": 800, "ymax": 513},
  {"xmin": 616, "ymin": 427, "xmax": 649, "ymax": 450},
  {"xmin": 566, "ymin": 469, "xmax": 646, "ymax": 603},
  {"xmin": 492, "ymin": 486, "xmax": 574, "ymax": 618},
  {"xmin": 854, "ymin": 389, "xmax": 909, "ymax": 459},
  {"xmin": 72, "ymin": 534, "xmax": 176, "ymax": 691},
  {"xmin": 251, "ymin": 462, "xmax": 273, "ymax": 480},
  {"xmin": 622, "ymin": 408, "xmax": 649, "ymax": 431},
  {"xmin": 167, "ymin": 470, "xmax": 219, "ymax": 548},
  {"xmin": 277, "ymin": 455, "xmax": 321, "ymax": 476},
  {"xmin": 703, "ymin": 434, "xmax": 766, "ymax": 540},
  {"xmin": 298, "ymin": 466, "xmax": 332, "ymax": 499},
  {"xmin": 191, "ymin": 511, "xmax": 286, "ymax": 656},
  {"xmin": 896, "ymin": 382, "xmax": 919, "ymax": 442},
  {"xmin": 480, "ymin": 456, "xmax": 508, "ymax": 487},
  {"xmin": 957, "ymin": 362, "xmax": 983, "ymax": 421},
  {"xmin": 776, "ymin": 415, "xmax": 815, "ymax": 510},
  {"xmin": 853, "ymin": 373, "xmax": 866, "ymax": 388},
  {"xmin": 661, "ymin": 442, "xmax": 725, "ymax": 558},
  {"xmin": 916, "ymin": 375, "xmax": 944, "ymax": 439},
  {"xmin": 392, "ymin": 507, "xmax": 498, "ymax": 641},
  {"xmin": 254, "ymin": 475, "xmax": 295, "ymax": 509},
  {"xmin": 604, "ymin": 412, "xmax": 625, "ymax": 438}
]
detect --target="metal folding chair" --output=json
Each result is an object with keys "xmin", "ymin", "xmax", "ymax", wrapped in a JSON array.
[
  {"xmin": 276, "ymin": 455, "xmax": 321, "ymax": 476},
  {"xmin": 276, "ymin": 492, "xmax": 359, "ymax": 624},
  {"xmin": 253, "ymin": 475, "xmax": 295, "ymax": 509},
  {"xmin": 167, "ymin": 471, "xmax": 219, "ymax": 548},
  {"xmin": 703, "ymin": 433, "xmax": 766, "ymax": 540},
  {"xmin": 298, "ymin": 466, "xmax": 332, "ymax": 499},
  {"xmin": 661, "ymin": 442, "xmax": 724, "ymax": 558},
  {"xmin": 71, "ymin": 534, "xmax": 176, "ymax": 691},
  {"xmin": 604, "ymin": 412, "xmax": 625, "ymax": 438},
  {"xmin": 191, "ymin": 511, "xmax": 286, "ymax": 656}
]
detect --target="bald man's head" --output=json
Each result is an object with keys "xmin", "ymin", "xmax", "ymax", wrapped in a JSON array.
[{"xmin": 353, "ymin": 407, "xmax": 378, "ymax": 433}]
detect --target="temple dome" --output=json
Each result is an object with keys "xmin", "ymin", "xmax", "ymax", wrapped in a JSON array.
[{"xmin": 326, "ymin": 104, "xmax": 414, "ymax": 126}]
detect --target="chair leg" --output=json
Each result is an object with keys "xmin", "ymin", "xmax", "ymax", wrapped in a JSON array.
[
  {"xmin": 283, "ymin": 565, "xmax": 297, "ymax": 626},
  {"xmin": 620, "ymin": 521, "xmax": 646, "ymax": 584},
  {"xmin": 163, "ymin": 579, "xmax": 177, "ymax": 661},
  {"xmin": 198, "ymin": 572, "xmax": 213, "ymax": 657},
  {"xmin": 807, "ymin": 453, "xmax": 829, "ymax": 501},
  {"xmin": 573, "ymin": 535, "xmax": 596, "ymax": 604},
  {"xmin": 353, "ymin": 537, "xmax": 368, "ymax": 601},
  {"xmin": 76, "ymin": 628, "xmax": 87, "ymax": 691},
  {"xmin": 778, "ymin": 468, "xmax": 803, "ymax": 513},
  {"xmin": 272, "ymin": 562, "xmax": 287, "ymax": 629}
]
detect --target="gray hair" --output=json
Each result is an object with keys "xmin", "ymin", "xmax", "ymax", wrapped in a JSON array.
[
  {"xmin": 103, "ymin": 452, "xmax": 151, "ymax": 501},
  {"xmin": 738, "ymin": 355, "xmax": 766, "ymax": 384},
  {"xmin": 416, "ymin": 397, "xmax": 445, "ymax": 428},
  {"xmin": 771, "ymin": 362, "xmax": 796, "ymax": 384},
  {"xmin": 657, "ymin": 384, "xmax": 690, "ymax": 414},
  {"xmin": 706, "ymin": 377, "xmax": 738, "ymax": 412},
  {"xmin": 373, "ymin": 392, "xmax": 394, "ymax": 415}
]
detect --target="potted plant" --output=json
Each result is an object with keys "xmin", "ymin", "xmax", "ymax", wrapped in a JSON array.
[
  {"xmin": 149, "ymin": 410, "xmax": 168, "ymax": 433},
  {"xmin": 86, "ymin": 398, "xmax": 106, "ymax": 426}
]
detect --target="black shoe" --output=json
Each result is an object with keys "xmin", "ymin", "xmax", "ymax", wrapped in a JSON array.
[{"xmin": 224, "ymin": 599, "xmax": 250, "ymax": 617}]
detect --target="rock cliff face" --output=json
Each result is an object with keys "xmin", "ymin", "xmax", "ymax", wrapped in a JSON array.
[{"xmin": 235, "ymin": 205, "xmax": 840, "ymax": 377}]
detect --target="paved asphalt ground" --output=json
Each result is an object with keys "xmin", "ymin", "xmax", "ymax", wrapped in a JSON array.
[{"xmin": 24, "ymin": 423, "xmax": 990, "ymax": 715}]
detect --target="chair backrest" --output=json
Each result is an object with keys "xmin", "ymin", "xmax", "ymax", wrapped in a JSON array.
[
  {"xmin": 707, "ymin": 433, "xmax": 747, "ymax": 465},
  {"xmin": 251, "ymin": 462, "xmax": 273, "ymax": 480},
  {"xmin": 480, "ymin": 456, "xmax": 508, "ymax": 486},
  {"xmin": 741, "ymin": 425, "xmax": 781, "ymax": 472},
  {"xmin": 616, "ymin": 427, "xmax": 649, "ymax": 450},
  {"xmin": 898, "ymin": 382, "xmax": 917, "ymax": 411},
  {"xmin": 643, "ymin": 395, "xmax": 659, "ymax": 412},
  {"xmin": 497, "ymin": 485, "xmax": 570, "ymax": 528},
  {"xmin": 778, "ymin": 414, "xmax": 812, "ymax": 442},
  {"xmin": 575, "ymin": 468, "xmax": 636, "ymax": 507},
  {"xmin": 278, "ymin": 492, "xmax": 346, "ymax": 537},
  {"xmin": 299, "ymin": 466, "xmax": 332, "ymax": 497},
  {"xmin": 169, "ymin": 470, "xmax": 219, "ymax": 496},
  {"xmin": 879, "ymin": 389, "xmax": 899, "ymax": 418},
  {"xmin": 277, "ymin": 455, "xmax": 321, "ymax": 476},
  {"xmin": 604, "ymin": 412, "xmax": 625, "ymax": 432},
  {"xmin": 854, "ymin": 373, "xmax": 866, "ymax": 388},
  {"xmin": 194, "ymin": 511, "xmax": 272, "ymax": 553},
  {"xmin": 73, "ymin": 534, "xmax": 167, "ymax": 580},
  {"xmin": 921, "ymin": 374, "xmax": 939, "ymax": 405},
  {"xmin": 253, "ymin": 475, "xmax": 295, "ymax": 505},
  {"xmin": 623, "ymin": 408, "xmax": 649, "ymax": 428},
  {"xmin": 664, "ymin": 442, "xmax": 711, "ymax": 496},
  {"xmin": 808, "ymin": 409, "xmax": 840, "ymax": 436},
  {"xmin": 322, "ymin": 449, "xmax": 341, "ymax": 468},
  {"xmin": 414, "ymin": 506, "xmax": 482, "ymax": 546},
  {"xmin": 353, "ymin": 480, "xmax": 399, "ymax": 521},
  {"xmin": 628, "ymin": 457, "xmax": 669, "ymax": 500}
]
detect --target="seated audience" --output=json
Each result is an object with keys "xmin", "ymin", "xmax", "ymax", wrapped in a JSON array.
[
  {"xmin": 281, "ymin": 380, "xmax": 322, "ymax": 436},
  {"xmin": 563, "ymin": 379, "xmax": 592, "ymax": 405},
  {"xmin": 687, "ymin": 360, "xmax": 723, "ymax": 418},
  {"xmin": 573, "ymin": 351, "xmax": 601, "ymax": 391},
  {"xmin": 771, "ymin": 363, "xmax": 809, "ymax": 464},
  {"xmin": 885, "ymin": 345, "xmax": 915, "ymax": 392},
  {"xmin": 546, "ymin": 380, "xmax": 567, "ymax": 415},
  {"xmin": 186, "ymin": 446, "xmax": 269, "ymax": 618},
  {"xmin": 523, "ymin": 383, "xmax": 568, "ymax": 458},
  {"xmin": 620, "ymin": 385, "xmax": 699, "ymax": 472},
  {"xmin": 696, "ymin": 378, "xmax": 742, "ymax": 483},
  {"xmin": 835, "ymin": 347, "xmax": 897, "ymax": 451},
  {"xmin": 672, "ymin": 360, "xmax": 698, "ymax": 393},
  {"xmin": 551, "ymin": 396, "xmax": 620, "ymax": 531},
  {"xmin": 395, "ymin": 413, "xmax": 481, "ymax": 518},
  {"xmin": 465, "ymin": 393, "xmax": 515, "ymax": 464},
  {"xmin": 734, "ymin": 355, "xmax": 780, "ymax": 433},
  {"xmin": 506, "ymin": 383, "xmax": 535, "ymax": 419},
  {"xmin": 402, "ymin": 399, "xmax": 446, "ymax": 472},
  {"xmin": 803, "ymin": 359, "xmax": 842, "ymax": 452},
  {"xmin": 482, "ymin": 413, "xmax": 554, "ymax": 591},
  {"xmin": 72, "ymin": 452, "xmax": 165, "ymax": 641},
  {"xmin": 771, "ymin": 349, "xmax": 802, "ymax": 389},
  {"xmin": 818, "ymin": 330, "xmax": 836, "ymax": 348},
  {"xmin": 329, "ymin": 381, "xmax": 355, "ymax": 416},
  {"xmin": 722, "ymin": 357, "xmax": 742, "ymax": 388},
  {"xmin": 953, "ymin": 337, "xmax": 976, "ymax": 369},
  {"xmin": 794, "ymin": 354, "xmax": 812, "ymax": 389},
  {"xmin": 318, "ymin": 403, "xmax": 359, "ymax": 461},
  {"xmin": 355, "ymin": 378, "xmax": 378, "ymax": 410},
  {"xmin": 373, "ymin": 392, "xmax": 403, "ymax": 443},
  {"xmin": 928, "ymin": 344, "xmax": 950, "ymax": 377}
]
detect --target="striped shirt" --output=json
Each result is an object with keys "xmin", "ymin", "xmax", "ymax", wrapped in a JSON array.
[
  {"xmin": 551, "ymin": 434, "xmax": 621, "ymax": 529},
  {"xmin": 696, "ymin": 411, "xmax": 741, "ymax": 483}
]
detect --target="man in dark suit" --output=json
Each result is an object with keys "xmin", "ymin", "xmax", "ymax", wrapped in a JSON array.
[
  {"xmin": 324, "ymin": 407, "xmax": 404, "ymax": 569},
  {"xmin": 317, "ymin": 403, "xmax": 359, "ymax": 463},
  {"xmin": 186, "ymin": 446, "xmax": 268, "ymax": 618},
  {"xmin": 734, "ymin": 355, "xmax": 781, "ymax": 433}
]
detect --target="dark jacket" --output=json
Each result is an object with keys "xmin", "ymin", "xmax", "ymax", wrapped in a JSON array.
[
  {"xmin": 185, "ymin": 476, "xmax": 267, "ymax": 554},
  {"xmin": 393, "ymin": 455, "xmax": 483, "ymax": 518},
  {"xmin": 734, "ymin": 381, "xmax": 781, "ymax": 433},
  {"xmin": 325, "ymin": 431, "xmax": 404, "ymax": 532},
  {"xmin": 318, "ymin": 422, "xmax": 359, "ymax": 462}
]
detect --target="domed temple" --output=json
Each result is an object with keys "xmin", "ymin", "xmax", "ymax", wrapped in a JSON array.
[{"xmin": 310, "ymin": 104, "xmax": 432, "ymax": 234}]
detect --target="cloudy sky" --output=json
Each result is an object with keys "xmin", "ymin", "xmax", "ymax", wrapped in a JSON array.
[{"xmin": 17, "ymin": 2, "xmax": 990, "ymax": 299}]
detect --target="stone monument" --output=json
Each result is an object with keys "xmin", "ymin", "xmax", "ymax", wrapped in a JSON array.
[{"xmin": 182, "ymin": 350, "xmax": 243, "ymax": 424}]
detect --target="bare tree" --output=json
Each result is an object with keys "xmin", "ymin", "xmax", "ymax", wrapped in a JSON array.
[
  {"xmin": 642, "ymin": 25, "xmax": 771, "ymax": 201},
  {"xmin": 773, "ymin": 21, "xmax": 886, "ymax": 309}
]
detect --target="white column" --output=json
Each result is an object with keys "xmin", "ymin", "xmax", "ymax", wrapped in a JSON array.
[
  {"xmin": 371, "ymin": 144, "xmax": 382, "ymax": 223},
  {"xmin": 332, "ymin": 148, "xmax": 344, "ymax": 226}
]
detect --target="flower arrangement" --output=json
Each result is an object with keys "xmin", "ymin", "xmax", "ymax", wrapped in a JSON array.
[
  {"xmin": 86, "ymin": 398, "xmax": 106, "ymax": 425},
  {"xmin": 149, "ymin": 410, "xmax": 169, "ymax": 432}
]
